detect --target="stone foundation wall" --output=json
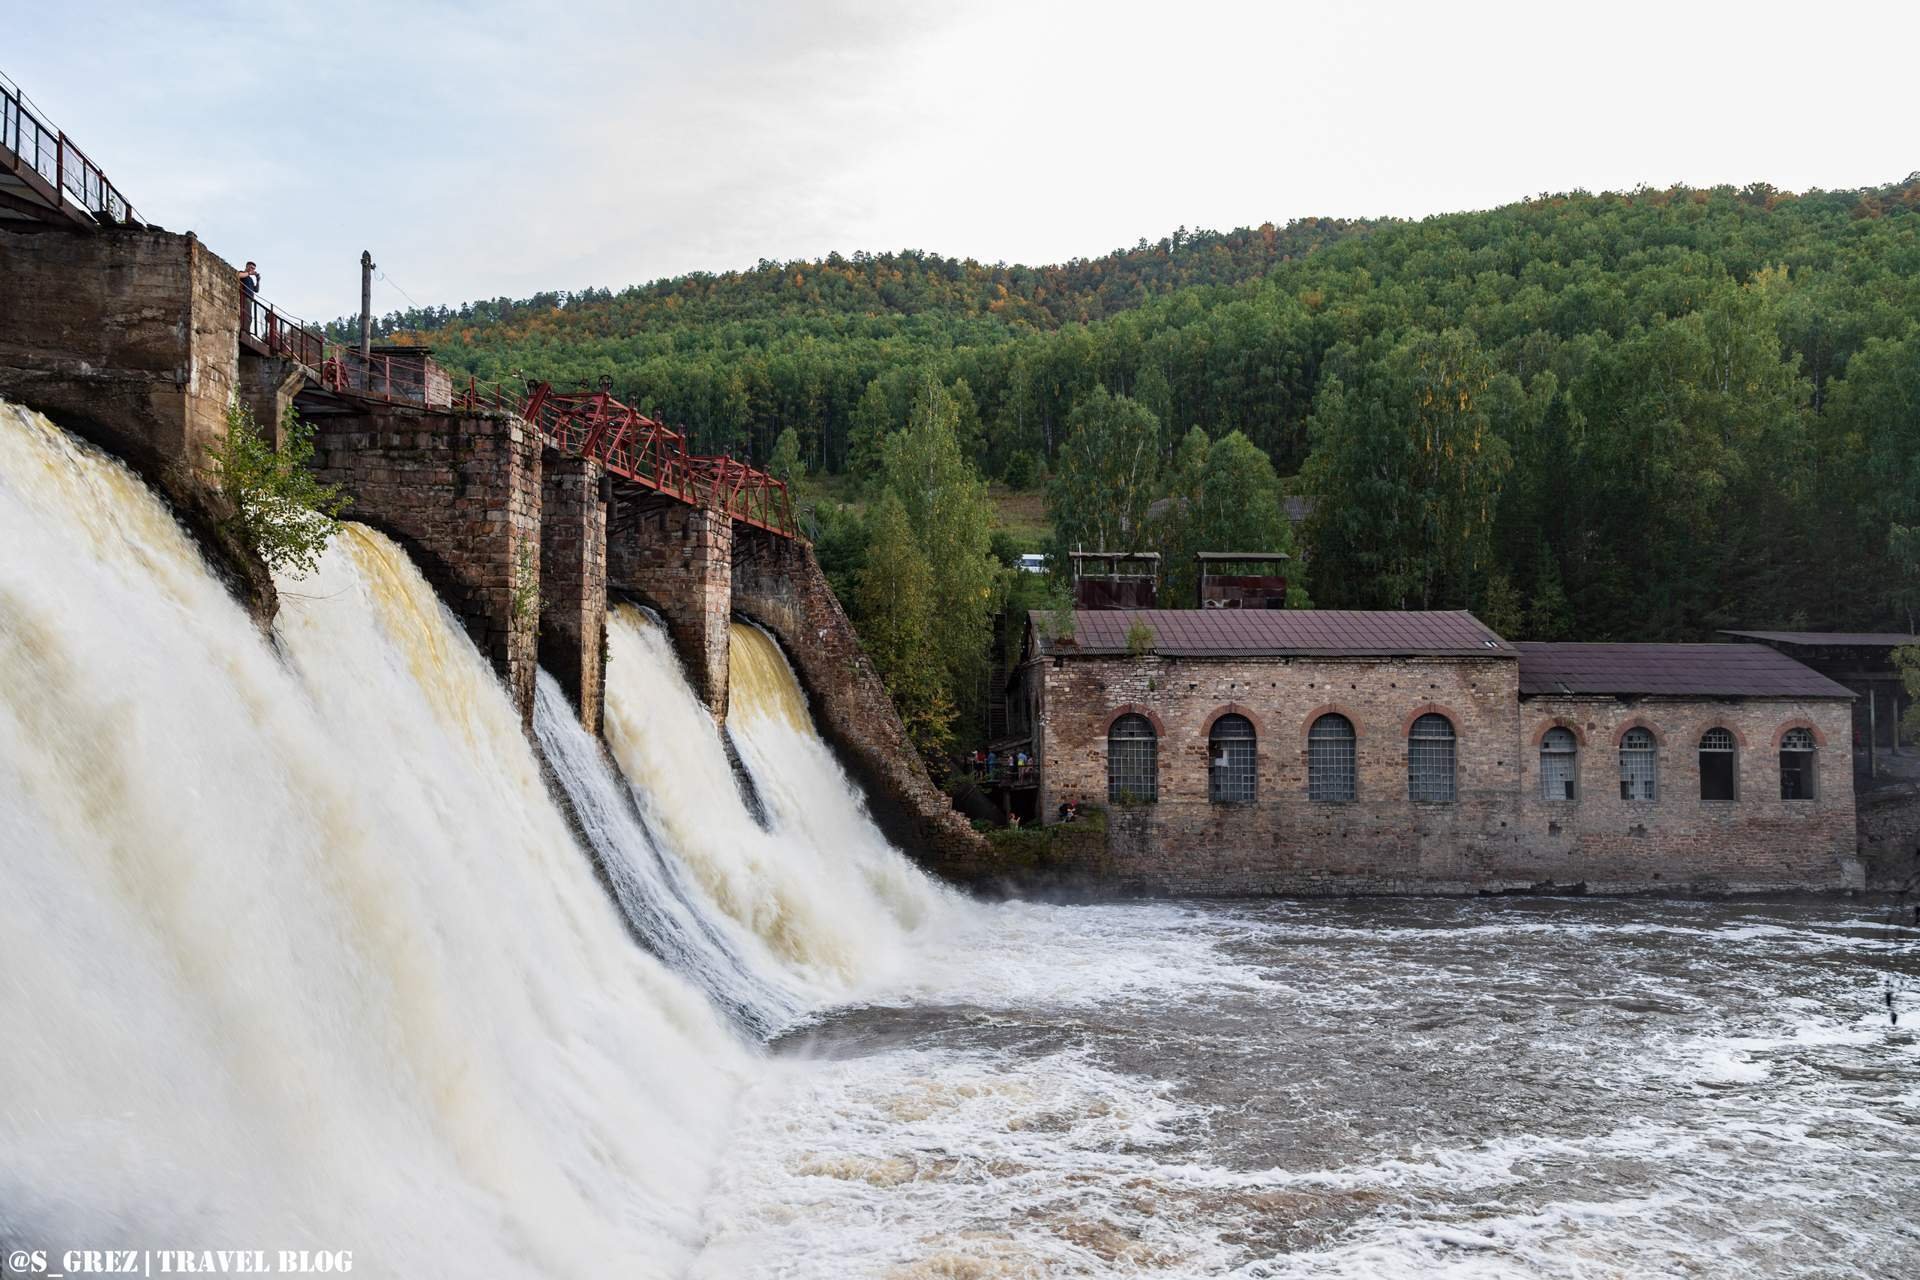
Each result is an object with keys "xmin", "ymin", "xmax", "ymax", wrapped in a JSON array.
[
  {"xmin": 308, "ymin": 405, "xmax": 541, "ymax": 723},
  {"xmin": 732, "ymin": 529, "xmax": 988, "ymax": 866},
  {"xmin": 1030, "ymin": 651, "xmax": 1858, "ymax": 895},
  {"xmin": 608, "ymin": 496, "xmax": 732, "ymax": 718},
  {"xmin": 539, "ymin": 453, "xmax": 607, "ymax": 734},
  {"xmin": 1856, "ymin": 784, "xmax": 1920, "ymax": 891}
]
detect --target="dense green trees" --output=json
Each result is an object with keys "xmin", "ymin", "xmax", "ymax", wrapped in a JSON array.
[
  {"xmin": 1048, "ymin": 387, "xmax": 1162, "ymax": 558},
  {"xmin": 1303, "ymin": 329, "xmax": 1515, "ymax": 609},
  {"xmin": 382, "ymin": 177, "xmax": 1920, "ymax": 639}
]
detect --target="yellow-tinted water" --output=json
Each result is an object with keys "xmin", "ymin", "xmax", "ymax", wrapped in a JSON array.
[{"xmin": 729, "ymin": 621, "xmax": 810, "ymax": 732}]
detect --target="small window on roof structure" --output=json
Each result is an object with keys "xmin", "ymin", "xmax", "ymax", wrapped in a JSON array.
[
  {"xmin": 1308, "ymin": 713, "xmax": 1357, "ymax": 802},
  {"xmin": 1407, "ymin": 713, "xmax": 1456, "ymax": 803},
  {"xmin": 1619, "ymin": 728, "xmax": 1657, "ymax": 801},
  {"xmin": 1540, "ymin": 727, "xmax": 1577, "ymax": 801},
  {"xmin": 1779, "ymin": 727, "xmax": 1816, "ymax": 801},
  {"xmin": 1208, "ymin": 714, "xmax": 1257, "ymax": 805},
  {"xmin": 1699, "ymin": 727, "xmax": 1738, "ymax": 801},
  {"xmin": 1107, "ymin": 713, "xmax": 1158, "ymax": 805}
]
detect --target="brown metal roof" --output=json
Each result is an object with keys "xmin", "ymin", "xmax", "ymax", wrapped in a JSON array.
[
  {"xmin": 1034, "ymin": 609, "xmax": 1512, "ymax": 658},
  {"xmin": 1515, "ymin": 643, "xmax": 1853, "ymax": 699},
  {"xmin": 1720, "ymin": 630, "xmax": 1920, "ymax": 649}
]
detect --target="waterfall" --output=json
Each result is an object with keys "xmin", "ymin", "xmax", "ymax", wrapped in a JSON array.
[
  {"xmin": 533, "ymin": 671, "xmax": 808, "ymax": 1035},
  {"xmin": 0, "ymin": 402, "xmax": 744, "ymax": 1276},
  {"xmin": 601, "ymin": 606, "xmax": 957, "ymax": 1001},
  {"xmin": 726, "ymin": 621, "xmax": 952, "ymax": 936}
]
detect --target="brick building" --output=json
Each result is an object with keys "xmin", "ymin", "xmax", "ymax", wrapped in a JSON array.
[{"xmin": 1016, "ymin": 610, "xmax": 1860, "ymax": 894}]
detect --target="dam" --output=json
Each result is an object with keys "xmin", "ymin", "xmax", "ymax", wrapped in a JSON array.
[{"xmin": 1, "ymin": 75, "xmax": 1917, "ymax": 1280}]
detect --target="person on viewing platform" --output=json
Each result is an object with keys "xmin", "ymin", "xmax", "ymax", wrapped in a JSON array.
[{"xmin": 238, "ymin": 262, "xmax": 261, "ymax": 336}]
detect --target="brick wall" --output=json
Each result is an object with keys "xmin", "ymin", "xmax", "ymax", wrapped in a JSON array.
[
  {"xmin": 732, "ymin": 529, "xmax": 988, "ymax": 866},
  {"xmin": 309, "ymin": 405, "xmax": 542, "ymax": 723},
  {"xmin": 1515, "ymin": 696, "xmax": 1858, "ymax": 891},
  {"xmin": 1028, "ymin": 649, "xmax": 1858, "ymax": 895},
  {"xmin": 607, "ymin": 495, "xmax": 732, "ymax": 719},
  {"xmin": 539, "ymin": 453, "xmax": 607, "ymax": 734}
]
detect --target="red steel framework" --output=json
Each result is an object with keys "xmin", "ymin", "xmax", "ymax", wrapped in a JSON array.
[{"xmin": 456, "ymin": 380, "xmax": 797, "ymax": 539}]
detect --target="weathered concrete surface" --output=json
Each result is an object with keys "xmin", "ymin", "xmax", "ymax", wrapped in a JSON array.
[
  {"xmin": 0, "ymin": 223, "xmax": 274, "ymax": 621},
  {"xmin": 306, "ymin": 404, "xmax": 542, "ymax": 725},
  {"xmin": 732, "ymin": 527, "xmax": 988, "ymax": 867},
  {"xmin": 540, "ymin": 452, "xmax": 607, "ymax": 734},
  {"xmin": 608, "ymin": 494, "xmax": 732, "ymax": 719},
  {"xmin": 237, "ymin": 351, "xmax": 306, "ymax": 448},
  {"xmin": 1857, "ymin": 783, "xmax": 1920, "ymax": 891}
]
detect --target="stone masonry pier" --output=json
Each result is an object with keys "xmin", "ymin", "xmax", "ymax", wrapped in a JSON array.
[
  {"xmin": 303, "ymin": 403, "xmax": 543, "ymax": 724},
  {"xmin": 0, "ymin": 223, "xmax": 274, "ymax": 617},
  {"xmin": 607, "ymin": 494, "xmax": 734, "ymax": 721}
]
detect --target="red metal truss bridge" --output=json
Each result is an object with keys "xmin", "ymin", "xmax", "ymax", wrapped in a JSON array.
[{"xmin": 457, "ymin": 378, "xmax": 796, "ymax": 538}]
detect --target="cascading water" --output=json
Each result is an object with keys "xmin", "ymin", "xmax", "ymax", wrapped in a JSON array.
[
  {"xmin": 533, "ymin": 670, "xmax": 807, "ymax": 1036},
  {"xmin": 600, "ymin": 605, "xmax": 954, "ymax": 999},
  {"xmin": 726, "ymin": 622, "xmax": 952, "ymax": 936},
  {"xmin": 0, "ymin": 402, "xmax": 745, "ymax": 1276}
]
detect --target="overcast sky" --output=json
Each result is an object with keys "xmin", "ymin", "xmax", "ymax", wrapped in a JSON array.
[{"xmin": 11, "ymin": 1, "xmax": 1916, "ymax": 320}]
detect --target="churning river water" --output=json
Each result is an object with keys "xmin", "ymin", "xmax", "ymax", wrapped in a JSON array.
[{"xmin": 706, "ymin": 897, "xmax": 1920, "ymax": 1279}]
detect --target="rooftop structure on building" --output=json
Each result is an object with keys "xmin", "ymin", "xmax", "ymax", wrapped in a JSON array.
[
  {"xmin": 1514, "ymin": 642, "xmax": 1853, "ymax": 700},
  {"xmin": 1068, "ymin": 550, "xmax": 1160, "ymax": 610},
  {"xmin": 1194, "ymin": 551, "xmax": 1291, "ymax": 610},
  {"xmin": 1032, "ymin": 608, "xmax": 1511, "ymax": 658}
]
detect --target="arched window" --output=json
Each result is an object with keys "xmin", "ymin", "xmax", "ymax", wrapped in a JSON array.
[
  {"xmin": 1779, "ymin": 727, "xmax": 1816, "ymax": 801},
  {"xmin": 1540, "ymin": 727, "xmax": 1577, "ymax": 801},
  {"xmin": 1619, "ymin": 728, "xmax": 1657, "ymax": 801},
  {"xmin": 1699, "ymin": 727, "xmax": 1738, "ymax": 801},
  {"xmin": 1107, "ymin": 713, "xmax": 1158, "ymax": 804},
  {"xmin": 1308, "ymin": 713, "xmax": 1357, "ymax": 802},
  {"xmin": 1208, "ymin": 714, "xmax": 1256, "ymax": 804},
  {"xmin": 1408, "ymin": 713, "xmax": 1456, "ymax": 803}
]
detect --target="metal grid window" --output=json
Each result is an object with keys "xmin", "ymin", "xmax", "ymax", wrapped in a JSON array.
[
  {"xmin": 1619, "ymin": 728, "xmax": 1657, "ymax": 801},
  {"xmin": 1107, "ymin": 713, "xmax": 1158, "ymax": 804},
  {"xmin": 1779, "ymin": 727, "xmax": 1816, "ymax": 801},
  {"xmin": 1699, "ymin": 727, "xmax": 1738, "ymax": 801},
  {"xmin": 1540, "ymin": 727, "xmax": 1577, "ymax": 801},
  {"xmin": 1208, "ymin": 715, "xmax": 1257, "ymax": 805},
  {"xmin": 1308, "ymin": 714, "xmax": 1357, "ymax": 802},
  {"xmin": 1407, "ymin": 713, "xmax": 1457, "ymax": 804}
]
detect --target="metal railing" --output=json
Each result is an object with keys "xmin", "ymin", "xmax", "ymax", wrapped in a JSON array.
[
  {"xmin": 242, "ymin": 296, "xmax": 328, "ymax": 367},
  {"xmin": 0, "ymin": 70, "xmax": 140, "ymax": 225}
]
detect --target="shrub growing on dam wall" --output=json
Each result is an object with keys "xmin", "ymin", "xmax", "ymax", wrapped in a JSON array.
[{"xmin": 209, "ymin": 401, "xmax": 349, "ymax": 577}]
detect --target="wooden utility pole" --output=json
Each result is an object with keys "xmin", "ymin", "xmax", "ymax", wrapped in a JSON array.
[{"xmin": 359, "ymin": 250, "xmax": 375, "ymax": 359}]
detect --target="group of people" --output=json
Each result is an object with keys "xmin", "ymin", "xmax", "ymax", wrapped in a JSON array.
[{"xmin": 969, "ymin": 747, "xmax": 1032, "ymax": 781}]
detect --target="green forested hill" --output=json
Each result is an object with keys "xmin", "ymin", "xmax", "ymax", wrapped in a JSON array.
[{"xmin": 361, "ymin": 179, "xmax": 1920, "ymax": 650}]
